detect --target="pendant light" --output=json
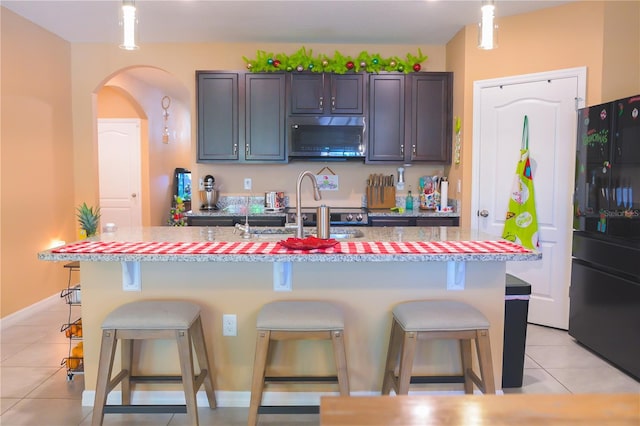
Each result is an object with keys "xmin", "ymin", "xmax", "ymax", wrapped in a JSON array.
[
  {"xmin": 120, "ymin": 0, "xmax": 139, "ymax": 50},
  {"xmin": 478, "ymin": 0, "xmax": 498, "ymax": 50}
]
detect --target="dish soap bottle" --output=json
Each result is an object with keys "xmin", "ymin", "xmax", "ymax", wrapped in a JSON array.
[{"xmin": 405, "ymin": 187, "xmax": 414, "ymax": 211}]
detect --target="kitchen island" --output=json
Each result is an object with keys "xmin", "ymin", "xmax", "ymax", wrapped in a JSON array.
[{"xmin": 39, "ymin": 226, "xmax": 539, "ymax": 407}]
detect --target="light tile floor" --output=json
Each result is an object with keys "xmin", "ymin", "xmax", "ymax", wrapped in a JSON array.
[{"xmin": 1, "ymin": 297, "xmax": 638, "ymax": 425}]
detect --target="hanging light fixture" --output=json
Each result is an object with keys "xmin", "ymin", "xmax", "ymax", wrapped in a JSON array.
[
  {"xmin": 478, "ymin": 0, "xmax": 498, "ymax": 50},
  {"xmin": 119, "ymin": 0, "xmax": 139, "ymax": 50}
]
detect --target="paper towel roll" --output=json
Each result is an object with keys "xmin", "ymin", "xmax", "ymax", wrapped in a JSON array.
[{"xmin": 440, "ymin": 180, "xmax": 448, "ymax": 211}]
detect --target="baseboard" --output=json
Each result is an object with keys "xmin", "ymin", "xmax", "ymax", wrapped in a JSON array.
[
  {"xmin": 0, "ymin": 292, "xmax": 59, "ymax": 329},
  {"xmin": 81, "ymin": 388, "xmax": 501, "ymax": 407}
]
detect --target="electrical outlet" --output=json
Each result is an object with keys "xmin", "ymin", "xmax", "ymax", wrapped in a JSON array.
[
  {"xmin": 273, "ymin": 262, "xmax": 292, "ymax": 291},
  {"xmin": 222, "ymin": 314, "xmax": 237, "ymax": 336},
  {"xmin": 199, "ymin": 178, "xmax": 205, "ymax": 191},
  {"xmin": 243, "ymin": 178, "xmax": 252, "ymax": 190}
]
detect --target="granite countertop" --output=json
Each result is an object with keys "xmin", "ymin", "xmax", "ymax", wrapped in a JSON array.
[{"xmin": 38, "ymin": 226, "xmax": 540, "ymax": 263}]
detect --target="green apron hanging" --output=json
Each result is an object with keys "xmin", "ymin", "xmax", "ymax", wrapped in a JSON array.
[{"xmin": 502, "ymin": 116, "xmax": 540, "ymax": 250}]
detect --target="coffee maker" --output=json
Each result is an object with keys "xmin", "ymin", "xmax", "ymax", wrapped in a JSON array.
[{"xmin": 199, "ymin": 175, "xmax": 219, "ymax": 210}]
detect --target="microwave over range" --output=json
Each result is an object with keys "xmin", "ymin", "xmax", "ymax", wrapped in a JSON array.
[{"xmin": 288, "ymin": 116, "xmax": 366, "ymax": 159}]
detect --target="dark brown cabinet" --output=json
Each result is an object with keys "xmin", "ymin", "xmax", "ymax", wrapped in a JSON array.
[
  {"xmin": 407, "ymin": 72, "xmax": 453, "ymax": 163},
  {"xmin": 367, "ymin": 72, "xmax": 452, "ymax": 164},
  {"xmin": 369, "ymin": 216, "xmax": 459, "ymax": 227},
  {"xmin": 289, "ymin": 73, "xmax": 364, "ymax": 115},
  {"xmin": 197, "ymin": 72, "xmax": 287, "ymax": 163},
  {"xmin": 367, "ymin": 74, "xmax": 405, "ymax": 162},
  {"xmin": 197, "ymin": 72, "xmax": 239, "ymax": 161},
  {"xmin": 245, "ymin": 73, "xmax": 287, "ymax": 161},
  {"xmin": 187, "ymin": 216, "xmax": 285, "ymax": 227}
]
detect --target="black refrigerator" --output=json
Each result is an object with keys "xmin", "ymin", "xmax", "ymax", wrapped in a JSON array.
[{"xmin": 571, "ymin": 95, "xmax": 640, "ymax": 380}]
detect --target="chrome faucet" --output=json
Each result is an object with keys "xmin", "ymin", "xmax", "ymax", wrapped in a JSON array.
[
  {"xmin": 295, "ymin": 170, "xmax": 322, "ymax": 238},
  {"xmin": 233, "ymin": 195, "xmax": 251, "ymax": 238}
]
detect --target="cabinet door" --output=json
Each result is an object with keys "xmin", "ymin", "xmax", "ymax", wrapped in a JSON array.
[
  {"xmin": 290, "ymin": 73, "xmax": 324, "ymax": 114},
  {"xmin": 245, "ymin": 73, "xmax": 287, "ymax": 161},
  {"xmin": 369, "ymin": 217, "xmax": 415, "ymax": 227},
  {"xmin": 367, "ymin": 74, "xmax": 405, "ymax": 162},
  {"xmin": 330, "ymin": 74, "xmax": 364, "ymax": 114},
  {"xmin": 197, "ymin": 72, "xmax": 239, "ymax": 161},
  {"xmin": 415, "ymin": 217, "xmax": 460, "ymax": 227},
  {"xmin": 408, "ymin": 72, "xmax": 453, "ymax": 162}
]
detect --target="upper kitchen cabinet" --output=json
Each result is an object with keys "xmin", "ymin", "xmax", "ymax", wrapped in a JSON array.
[
  {"xmin": 407, "ymin": 72, "xmax": 453, "ymax": 163},
  {"xmin": 367, "ymin": 72, "xmax": 453, "ymax": 164},
  {"xmin": 197, "ymin": 71, "xmax": 287, "ymax": 163},
  {"xmin": 197, "ymin": 72, "xmax": 239, "ymax": 161},
  {"xmin": 367, "ymin": 74, "xmax": 405, "ymax": 162},
  {"xmin": 244, "ymin": 73, "xmax": 287, "ymax": 162},
  {"xmin": 289, "ymin": 73, "xmax": 364, "ymax": 115}
]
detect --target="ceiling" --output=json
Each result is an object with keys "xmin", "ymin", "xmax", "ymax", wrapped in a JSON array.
[{"xmin": 3, "ymin": 0, "xmax": 573, "ymax": 46}]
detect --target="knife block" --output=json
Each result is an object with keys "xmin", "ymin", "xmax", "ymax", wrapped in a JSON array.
[{"xmin": 367, "ymin": 186, "xmax": 396, "ymax": 210}]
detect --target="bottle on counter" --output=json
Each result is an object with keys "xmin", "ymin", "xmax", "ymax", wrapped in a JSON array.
[{"xmin": 405, "ymin": 187, "xmax": 414, "ymax": 211}]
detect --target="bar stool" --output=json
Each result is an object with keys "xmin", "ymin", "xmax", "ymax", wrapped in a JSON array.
[
  {"xmin": 248, "ymin": 300, "xmax": 349, "ymax": 426},
  {"xmin": 381, "ymin": 300, "xmax": 496, "ymax": 396},
  {"xmin": 91, "ymin": 300, "xmax": 216, "ymax": 426}
]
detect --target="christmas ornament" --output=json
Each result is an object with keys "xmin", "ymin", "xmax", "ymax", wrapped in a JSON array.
[
  {"xmin": 308, "ymin": 64, "xmax": 314, "ymax": 70},
  {"xmin": 413, "ymin": 64, "xmax": 421, "ymax": 72},
  {"xmin": 397, "ymin": 65, "xmax": 404, "ymax": 72},
  {"xmin": 286, "ymin": 66, "xmax": 293, "ymax": 72},
  {"xmin": 267, "ymin": 58, "xmax": 274, "ymax": 65},
  {"xmin": 322, "ymin": 59, "xmax": 329, "ymax": 67},
  {"xmin": 372, "ymin": 58, "xmax": 379, "ymax": 65},
  {"xmin": 389, "ymin": 60, "xmax": 397, "ymax": 68},
  {"xmin": 246, "ymin": 63, "xmax": 253, "ymax": 70},
  {"xmin": 296, "ymin": 65, "xmax": 304, "ymax": 72},
  {"xmin": 359, "ymin": 61, "xmax": 367, "ymax": 68},
  {"xmin": 346, "ymin": 61, "xmax": 354, "ymax": 70},
  {"xmin": 273, "ymin": 59, "xmax": 281, "ymax": 67}
]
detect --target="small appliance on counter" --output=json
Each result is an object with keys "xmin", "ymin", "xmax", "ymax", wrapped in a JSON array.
[
  {"xmin": 199, "ymin": 175, "xmax": 219, "ymax": 211},
  {"xmin": 264, "ymin": 191, "xmax": 285, "ymax": 212}
]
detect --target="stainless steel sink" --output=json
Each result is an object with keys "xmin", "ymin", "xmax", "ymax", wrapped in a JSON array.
[{"xmin": 247, "ymin": 227, "xmax": 363, "ymax": 239}]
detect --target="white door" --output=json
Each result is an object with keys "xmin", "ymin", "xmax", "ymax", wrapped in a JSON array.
[
  {"xmin": 97, "ymin": 119, "xmax": 142, "ymax": 229},
  {"xmin": 471, "ymin": 68, "xmax": 586, "ymax": 329}
]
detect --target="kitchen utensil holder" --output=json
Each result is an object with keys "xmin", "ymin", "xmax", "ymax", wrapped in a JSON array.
[{"xmin": 367, "ymin": 186, "xmax": 396, "ymax": 210}]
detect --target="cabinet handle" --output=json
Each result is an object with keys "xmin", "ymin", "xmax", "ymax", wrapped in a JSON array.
[
  {"xmin": 246, "ymin": 144, "xmax": 250, "ymax": 156},
  {"xmin": 400, "ymin": 144, "xmax": 404, "ymax": 155},
  {"xmin": 319, "ymin": 96, "xmax": 324, "ymax": 111},
  {"xmin": 233, "ymin": 143, "xmax": 238, "ymax": 155},
  {"xmin": 331, "ymin": 96, "xmax": 336, "ymax": 111},
  {"xmin": 412, "ymin": 144, "xmax": 417, "ymax": 155}
]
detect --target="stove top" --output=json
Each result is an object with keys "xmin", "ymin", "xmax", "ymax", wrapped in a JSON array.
[{"xmin": 285, "ymin": 206, "xmax": 368, "ymax": 226}]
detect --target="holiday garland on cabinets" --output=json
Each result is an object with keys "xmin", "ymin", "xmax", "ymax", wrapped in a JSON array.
[{"xmin": 243, "ymin": 47, "xmax": 427, "ymax": 74}]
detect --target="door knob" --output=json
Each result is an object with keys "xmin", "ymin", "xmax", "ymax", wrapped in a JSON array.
[
  {"xmin": 131, "ymin": 193, "xmax": 137, "ymax": 198},
  {"xmin": 478, "ymin": 209, "xmax": 489, "ymax": 217}
]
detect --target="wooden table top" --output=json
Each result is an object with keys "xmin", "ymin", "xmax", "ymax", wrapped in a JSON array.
[{"xmin": 320, "ymin": 394, "xmax": 640, "ymax": 425}]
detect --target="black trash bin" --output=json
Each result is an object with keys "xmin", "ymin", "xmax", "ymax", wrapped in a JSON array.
[{"xmin": 503, "ymin": 274, "xmax": 532, "ymax": 388}]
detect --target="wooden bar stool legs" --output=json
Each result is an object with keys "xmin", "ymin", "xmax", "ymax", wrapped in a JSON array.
[
  {"xmin": 382, "ymin": 300, "xmax": 496, "ymax": 396},
  {"xmin": 91, "ymin": 301, "xmax": 216, "ymax": 426},
  {"xmin": 248, "ymin": 301, "xmax": 349, "ymax": 426}
]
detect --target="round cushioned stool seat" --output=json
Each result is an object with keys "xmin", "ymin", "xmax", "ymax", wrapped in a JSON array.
[
  {"xmin": 102, "ymin": 300, "xmax": 200, "ymax": 330},
  {"xmin": 393, "ymin": 300, "xmax": 489, "ymax": 331},
  {"xmin": 257, "ymin": 301, "xmax": 344, "ymax": 331}
]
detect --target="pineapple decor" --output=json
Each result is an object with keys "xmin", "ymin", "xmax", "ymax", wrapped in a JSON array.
[{"xmin": 76, "ymin": 202, "xmax": 101, "ymax": 238}]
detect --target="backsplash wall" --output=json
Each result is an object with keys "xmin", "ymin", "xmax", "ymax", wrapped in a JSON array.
[{"xmin": 193, "ymin": 162, "xmax": 445, "ymax": 207}]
